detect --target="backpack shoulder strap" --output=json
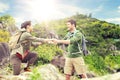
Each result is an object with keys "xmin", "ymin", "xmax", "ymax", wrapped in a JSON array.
[
  {"xmin": 17, "ymin": 32, "xmax": 23, "ymax": 44},
  {"xmin": 73, "ymin": 30, "xmax": 83, "ymax": 54}
]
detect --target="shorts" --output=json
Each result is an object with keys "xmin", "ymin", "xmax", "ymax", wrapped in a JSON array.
[{"xmin": 64, "ymin": 57, "xmax": 86, "ymax": 75}]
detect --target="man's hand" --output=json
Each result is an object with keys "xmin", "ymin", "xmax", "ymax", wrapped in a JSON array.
[
  {"xmin": 44, "ymin": 39, "xmax": 57, "ymax": 44},
  {"xmin": 52, "ymin": 39, "xmax": 70, "ymax": 44},
  {"xmin": 51, "ymin": 39, "xmax": 59, "ymax": 44}
]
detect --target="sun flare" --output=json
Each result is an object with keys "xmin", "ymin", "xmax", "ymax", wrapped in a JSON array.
[{"xmin": 29, "ymin": 0, "xmax": 57, "ymax": 21}]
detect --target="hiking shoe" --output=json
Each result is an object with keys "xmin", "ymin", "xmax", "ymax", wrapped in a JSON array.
[{"xmin": 24, "ymin": 67, "xmax": 31, "ymax": 72}]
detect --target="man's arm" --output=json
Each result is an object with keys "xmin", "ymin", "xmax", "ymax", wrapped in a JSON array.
[
  {"xmin": 52, "ymin": 31, "xmax": 82, "ymax": 44},
  {"xmin": 24, "ymin": 32, "xmax": 52, "ymax": 43},
  {"xmin": 53, "ymin": 39, "xmax": 70, "ymax": 44}
]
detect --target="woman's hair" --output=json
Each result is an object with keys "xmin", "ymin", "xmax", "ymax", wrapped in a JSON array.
[{"xmin": 21, "ymin": 21, "xmax": 31, "ymax": 29}]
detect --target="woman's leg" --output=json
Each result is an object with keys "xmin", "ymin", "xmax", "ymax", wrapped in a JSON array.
[
  {"xmin": 22, "ymin": 51, "xmax": 38, "ymax": 68},
  {"xmin": 10, "ymin": 54, "xmax": 22, "ymax": 75}
]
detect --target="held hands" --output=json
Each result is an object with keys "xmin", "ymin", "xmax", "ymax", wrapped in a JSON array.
[
  {"xmin": 51, "ymin": 39, "xmax": 59, "ymax": 44},
  {"xmin": 44, "ymin": 39, "xmax": 59, "ymax": 44}
]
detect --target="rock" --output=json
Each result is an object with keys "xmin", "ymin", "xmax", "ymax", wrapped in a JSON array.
[
  {"xmin": 51, "ymin": 55, "xmax": 65, "ymax": 72},
  {"xmin": 39, "ymin": 64, "xmax": 65, "ymax": 80},
  {"xmin": 0, "ymin": 64, "xmax": 65, "ymax": 80},
  {"xmin": 81, "ymin": 72, "xmax": 120, "ymax": 80},
  {"xmin": 0, "ymin": 72, "xmax": 32, "ymax": 80},
  {"xmin": 86, "ymin": 72, "xmax": 96, "ymax": 78},
  {"xmin": 20, "ymin": 72, "xmax": 33, "ymax": 78},
  {"xmin": 0, "ymin": 42, "xmax": 10, "ymax": 67},
  {"xmin": 1, "ymin": 64, "xmax": 120, "ymax": 80},
  {"xmin": 116, "ymin": 68, "xmax": 120, "ymax": 72}
]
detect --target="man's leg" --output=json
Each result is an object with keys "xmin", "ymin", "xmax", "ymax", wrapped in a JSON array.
[
  {"xmin": 22, "ymin": 51, "xmax": 38, "ymax": 70},
  {"xmin": 73, "ymin": 57, "xmax": 87, "ymax": 79},
  {"xmin": 64, "ymin": 58, "xmax": 73, "ymax": 80},
  {"xmin": 10, "ymin": 54, "xmax": 22, "ymax": 75},
  {"xmin": 65, "ymin": 74, "xmax": 71, "ymax": 80}
]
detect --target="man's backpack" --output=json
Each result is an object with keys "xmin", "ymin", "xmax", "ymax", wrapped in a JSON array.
[
  {"xmin": 74, "ymin": 30, "xmax": 89, "ymax": 56},
  {"xmin": 8, "ymin": 31, "xmax": 23, "ymax": 50},
  {"xmin": 78, "ymin": 35, "xmax": 89, "ymax": 56}
]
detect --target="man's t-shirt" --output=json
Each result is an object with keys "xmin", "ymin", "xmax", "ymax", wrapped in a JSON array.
[{"xmin": 64, "ymin": 30, "xmax": 83, "ymax": 58}]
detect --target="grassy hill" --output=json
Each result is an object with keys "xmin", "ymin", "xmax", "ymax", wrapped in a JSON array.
[
  {"xmin": 34, "ymin": 13, "xmax": 120, "ymax": 75},
  {"xmin": 1, "ymin": 13, "xmax": 120, "ymax": 76}
]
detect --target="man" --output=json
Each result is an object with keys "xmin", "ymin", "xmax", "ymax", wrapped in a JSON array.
[
  {"xmin": 52, "ymin": 19, "xmax": 87, "ymax": 80},
  {"xmin": 10, "ymin": 21, "xmax": 49, "ymax": 75}
]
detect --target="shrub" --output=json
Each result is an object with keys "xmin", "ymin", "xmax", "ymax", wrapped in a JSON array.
[
  {"xmin": 84, "ymin": 53, "xmax": 108, "ymax": 75},
  {"xmin": 0, "ymin": 30, "xmax": 10, "ymax": 42},
  {"xmin": 34, "ymin": 44, "xmax": 63, "ymax": 65},
  {"xmin": 105, "ymin": 55, "xmax": 120, "ymax": 69},
  {"xmin": 29, "ymin": 67, "xmax": 42, "ymax": 80}
]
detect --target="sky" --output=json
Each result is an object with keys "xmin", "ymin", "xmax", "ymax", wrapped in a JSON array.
[{"xmin": 0, "ymin": 0, "xmax": 120, "ymax": 26}]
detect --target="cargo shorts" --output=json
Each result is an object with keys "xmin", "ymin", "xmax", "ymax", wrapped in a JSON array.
[{"xmin": 64, "ymin": 57, "xmax": 86, "ymax": 75}]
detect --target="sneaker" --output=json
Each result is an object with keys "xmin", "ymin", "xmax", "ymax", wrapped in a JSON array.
[{"xmin": 24, "ymin": 67, "xmax": 31, "ymax": 72}]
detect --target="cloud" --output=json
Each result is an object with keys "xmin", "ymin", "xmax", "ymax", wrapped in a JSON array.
[
  {"xmin": 118, "ymin": 6, "xmax": 120, "ymax": 9},
  {"xmin": 118, "ymin": 6, "xmax": 120, "ymax": 13},
  {"xmin": 92, "ymin": 5, "xmax": 103, "ymax": 13},
  {"xmin": 53, "ymin": 4, "xmax": 89, "ymax": 18},
  {"xmin": 13, "ymin": 0, "xmax": 103, "ymax": 25},
  {"xmin": 104, "ymin": 18, "xmax": 120, "ymax": 24},
  {"xmin": 0, "ymin": 2, "xmax": 9, "ymax": 13},
  {"xmin": 14, "ymin": 0, "xmax": 57, "ymax": 22}
]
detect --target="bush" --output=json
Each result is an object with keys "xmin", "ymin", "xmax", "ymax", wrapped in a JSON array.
[
  {"xmin": 84, "ymin": 53, "xmax": 108, "ymax": 75},
  {"xmin": 29, "ymin": 67, "xmax": 42, "ymax": 80},
  {"xmin": 105, "ymin": 55, "xmax": 120, "ymax": 69},
  {"xmin": 0, "ymin": 30, "xmax": 10, "ymax": 42},
  {"xmin": 34, "ymin": 44, "xmax": 63, "ymax": 65}
]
